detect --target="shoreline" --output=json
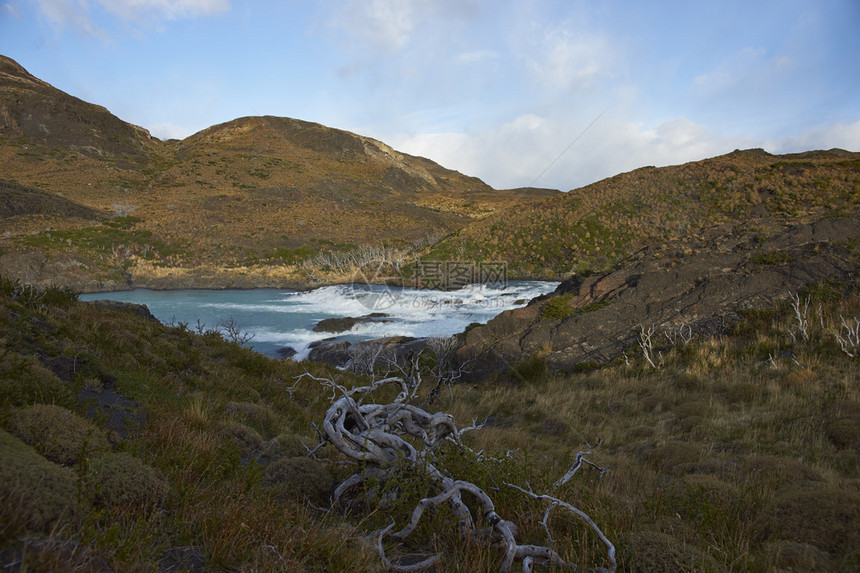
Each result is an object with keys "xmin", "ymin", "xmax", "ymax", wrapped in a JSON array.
[{"xmin": 73, "ymin": 269, "xmax": 562, "ymax": 295}]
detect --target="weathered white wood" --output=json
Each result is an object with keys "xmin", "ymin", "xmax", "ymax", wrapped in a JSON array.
[{"xmin": 301, "ymin": 369, "xmax": 616, "ymax": 572}]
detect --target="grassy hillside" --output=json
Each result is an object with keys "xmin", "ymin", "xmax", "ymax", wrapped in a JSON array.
[
  {"xmin": 425, "ymin": 149, "xmax": 860, "ymax": 279},
  {"xmin": 1, "ymin": 276, "xmax": 858, "ymax": 571},
  {"xmin": 0, "ymin": 55, "xmax": 555, "ymax": 290}
]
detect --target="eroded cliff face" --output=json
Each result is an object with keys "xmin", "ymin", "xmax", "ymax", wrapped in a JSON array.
[{"xmin": 458, "ymin": 215, "xmax": 860, "ymax": 375}]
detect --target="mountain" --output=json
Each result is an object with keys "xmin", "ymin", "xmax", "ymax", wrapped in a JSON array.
[
  {"xmin": 0, "ymin": 56, "xmax": 156, "ymax": 160},
  {"xmin": 2, "ymin": 55, "xmax": 860, "ymax": 571},
  {"xmin": 444, "ymin": 148, "xmax": 860, "ymax": 373},
  {"xmin": 425, "ymin": 148, "xmax": 860, "ymax": 278},
  {"xmin": 0, "ymin": 55, "xmax": 556, "ymax": 291}
]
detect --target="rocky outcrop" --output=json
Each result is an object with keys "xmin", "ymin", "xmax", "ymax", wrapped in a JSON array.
[
  {"xmin": 312, "ymin": 313, "xmax": 391, "ymax": 333},
  {"xmin": 458, "ymin": 215, "xmax": 860, "ymax": 375},
  {"xmin": 86, "ymin": 300, "xmax": 158, "ymax": 322},
  {"xmin": 308, "ymin": 336, "xmax": 427, "ymax": 369}
]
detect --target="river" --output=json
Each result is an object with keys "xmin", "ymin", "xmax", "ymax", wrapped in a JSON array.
[{"xmin": 80, "ymin": 281, "xmax": 558, "ymax": 359}]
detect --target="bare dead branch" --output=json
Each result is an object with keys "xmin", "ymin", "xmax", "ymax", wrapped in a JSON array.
[
  {"xmin": 553, "ymin": 440, "xmax": 606, "ymax": 490},
  {"xmin": 638, "ymin": 325, "xmax": 660, "ymax": 368},
  {"xmin": 834, "ymin": 315, "xmax": 860, "ymax": 358},
  {"xmin": 300, "ymin": 368, "xmax": 615, "ymax": 572},
  {"xmin": 789, "ymin": 292, "xmax": 810, "ymax": 342},
  {"xmin": 506, "ymin": 483, "xmax": 617, "ymax": 573}
]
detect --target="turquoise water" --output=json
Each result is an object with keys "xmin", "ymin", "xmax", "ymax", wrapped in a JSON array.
[{"xmin": 80, "ymin": 281, "xmax": 558, "ymax": 359}]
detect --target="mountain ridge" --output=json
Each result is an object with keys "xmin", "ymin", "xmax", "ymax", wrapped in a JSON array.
[
  {"xmin": 0, "ymin": 55, "xmax": 556, "ymax": 291},
  {"xmin": 425, "ymin": 146, "xmax": 859, "ymax": 279}
]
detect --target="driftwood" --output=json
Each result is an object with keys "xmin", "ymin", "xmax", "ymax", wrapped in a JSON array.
[{"xmin": 296, "ymin": 362, "xmax": 616, "ymax": 572}]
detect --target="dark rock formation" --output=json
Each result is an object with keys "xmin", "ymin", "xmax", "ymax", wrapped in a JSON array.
[
  {"xmin": 276, "ymin": 346, "xmax": 297, "ymax": 359},
  {"xmin": 312, "ymin": 313, "xmax": 391, "ymax": 333},
  {"xmin": 458, "ymin": 215, "xmax": 860, "ymax": 376},
  {"xmin": 308, "ymin": 336, "xmax": 426, "ymax": 369},
  {"xmin": 86, "ymin": 300, "xmax": 158, "ymax": 322}
]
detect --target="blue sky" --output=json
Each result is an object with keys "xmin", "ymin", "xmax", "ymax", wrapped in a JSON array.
[{"xmin": 2, "ymin": 0, "xmax": 859, "ymax": 191}]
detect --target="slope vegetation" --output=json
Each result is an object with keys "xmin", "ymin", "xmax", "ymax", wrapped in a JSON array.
[
  {"xmin": 1, "ymin": 275, "xmax": 858, "ymax": 571},
  {"xmin": 0, "ymin": 55, "xmax": 555, "ymax": 291},
  {"xmin": 426, "ymin": 148, "xmax": 860, "ymax": 278}
]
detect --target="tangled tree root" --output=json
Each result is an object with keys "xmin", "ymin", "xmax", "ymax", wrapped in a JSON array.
[{"xmin": 297, "ymin": 368, "xmax": 616, "ymax": 572}]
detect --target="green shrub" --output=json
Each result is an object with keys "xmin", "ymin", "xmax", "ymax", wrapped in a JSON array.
[
  {"xmin": 722, "ymin": 381, "xmax": 762, "ymax": 404},
  {"xmin": 826, "ymin": 418, "xmax": 860, "ymax": 449},
  {"xmin": 624, "ymin": 530, "xmax": 721, "ymax": 572},
  {"xmin": 6, "ymin": 404, "xmax": 110, "ymax": 466},
  {"xmin": 647, "ymin": 441, "xmax": 702, "ymax": 473},
  {"xmin": 508, "ymin": 354, "xmax": 548, "ymax": 384},
  {"xmin": 758, "ymin": 541, "xmax": 834, "ymax": 572},
  {"xmin": 0, "ymin": 429, "xmax": 81, "ymax": 532},
  {"xmin": 222, "ymin": 422, "xmax": 263, "ymax": 457},
  {"xmin": 262, "ymin": 456, "xmax": 333, "ymax": 504},
  {"xmin": 0, "ymin": 276, "xmax": 78, "ymax": 308},
  {"xmin": 0, "ymin": 353, "xmax": 75, "ymax": 409},
  {"xmin": 755, "ymin": 488, "xmax": 860, "ymax": 555},
  {"xmin": 662, "ymin": 475, "xmax": 746, "ymax": 539},
  {"xmin": 84, "ymin": 452, "xmax": 170, "ymax": 509},
  {"xmin": 225, "ymin": 401, "xmax": 279, "ymax": 436},
  {"xmin": 750, "ymin": 251, "xmax": 793, "ymax": 265},
  {"xmin": 541, "ymin": 294, "xmax": 575, "ymax": 319},
  {"xmin": 739, "ymin": 455, "xmax": 822, "ymax": 490},
  {"xmin": 260, "ymin": 432, "xmax": 312, "ymax": 461}
]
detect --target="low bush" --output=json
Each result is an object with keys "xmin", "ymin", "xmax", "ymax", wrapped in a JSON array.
[
  {"xmin": 83, "ymin": 452, "xmax": 171, "ymax": 509},
  {"xmin": 262, "ymin": 456, "xmax": 333, "ymax": 504},
  {"xmin": 624, "ymin": 530, "xmax": 721, "ymax": 572},
  {"xmin": 0, "ymin": 353, "xmax": 75, "ymax": 410},
  {"xmin": 758, "ymin": 540, "xmax": 834, "ymax": 572},
  {"xmin": 222, "ymin": 422, "xmax": 264, "ymax": 457},
  {"xmin": 647, "ymin": 441, "xmax": 702, "ymax": 473},
  {"xmin": 0, "ymin": 429, "xmax": 81, "ymax": 533},
  {"xmin": 6, "ymin": 404, "xmax": 110, "ymax": 466},
  {"xmin": 739, "ymin": 455, "xmax": 822, "ymax": 490},
  {"xmin": 755, "ymin": 488, "xmax": 860, "ymax": 556},
  {"xmin": 541, "ymin": 293, "xmax": 575, "ymax": 319},
  {"xmin": 225, "ymin": 401, "xmax": 280, "ymax": 436}
]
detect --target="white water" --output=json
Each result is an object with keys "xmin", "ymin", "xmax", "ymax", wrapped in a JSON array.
[{"xmin": 81, "ymin": 281, "xmax": 558, "ymax": 359}]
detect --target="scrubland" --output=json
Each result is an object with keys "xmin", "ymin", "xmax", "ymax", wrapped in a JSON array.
[{"xmin": 1, "ymin": 276, "xmax": 858, "ymax": 571}]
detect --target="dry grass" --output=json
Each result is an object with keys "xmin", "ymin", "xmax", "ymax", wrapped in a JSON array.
[{"xmin": 0, "ymin": 277, "xmax": 858, "ymax": 570}]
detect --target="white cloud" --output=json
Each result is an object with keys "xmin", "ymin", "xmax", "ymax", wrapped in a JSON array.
[
  {"xmin": 389, "ymin": 114, "xmax": 753, "ymax": 191},
  {"xmin": 691, "ymin": 47, "xmax": 798, "ymax": 114},
  {"xmin": 146, "ymin": 121, "xmax": 196, "ymax": 140},
  {"xmin": 2, "ymin": 3, "xmax": 22, "ymax": 17},
  {"xmin": 392, "ymin": 113, "xmax": 860, "ymax": 193},
  {"xmin": 455, "ymin": 50, "xmax": 499, "ymax": 65},
  {"xmin": 327, "ymin": 0, "xmax": 415, "ymax": 53},
  {"xmin": 768, "ymin": 119, "xmax": 860, "ymax": 153},
  {"xmin": 98, "ymin": 0, "xmax": 229, "ymax": 21},
  {"xmin": 30, "ymin": 0, "xmax": 228, "ymax": 35},
  {"xmin": 31, "ymin": 0, "xmax": 106, "ymax": 37},
  {"xmin": 524, "ymin": 24, "xmax": 615, "ymax": 93}
]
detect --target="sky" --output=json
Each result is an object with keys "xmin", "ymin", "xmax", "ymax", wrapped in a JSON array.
[{"xmin": 1, "ymin": 1, "xmax": 859, "ymax": 191}]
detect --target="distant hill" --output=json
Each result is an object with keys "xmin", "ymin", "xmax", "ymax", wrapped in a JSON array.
[
  {"xmin": 2, "ymin": 53, "xmax": 857, "ymax": 294},
  {"xmin": 425, "ymin": 148, "xmax": 860, "ymax": 278},
  {"xmin": 0, "ymin": 55, "xmax": 556, "ymax": 290},
  {"xmin": 0, "ymin": 55, "xmax": 156, "ymax": 159}
]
